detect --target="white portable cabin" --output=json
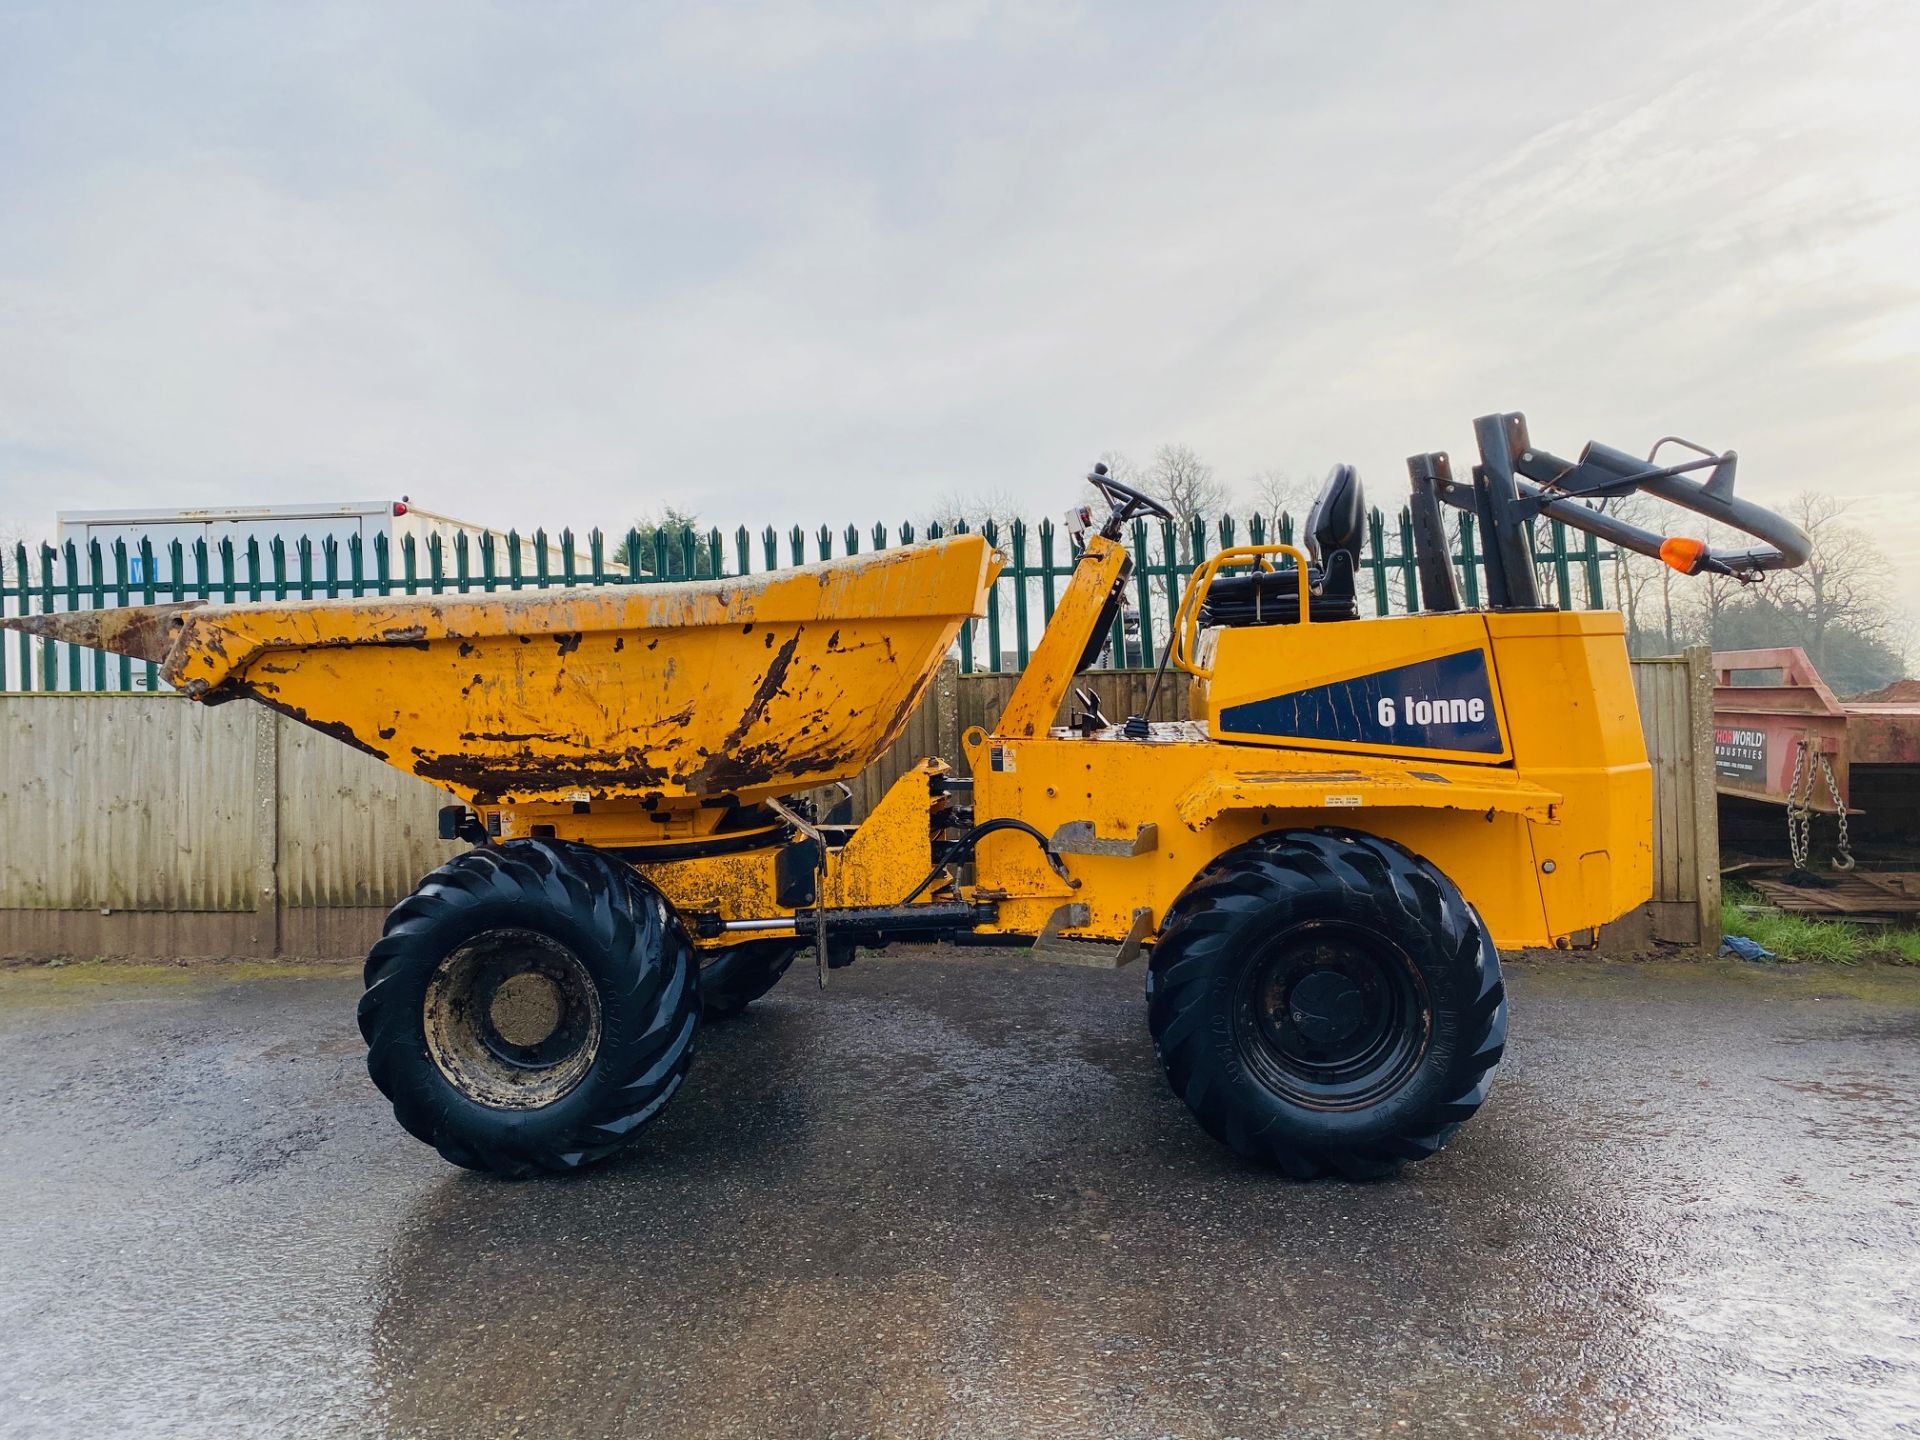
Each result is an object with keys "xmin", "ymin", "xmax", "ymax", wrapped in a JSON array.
[{"xmin": 53, "ymin": 500, "xmax": 565, "ymax": 586}]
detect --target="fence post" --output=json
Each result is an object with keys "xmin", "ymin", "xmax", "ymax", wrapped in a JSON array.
[
  {"xmin": 1686, "ymin": 644, "xmax": 1722, "ymax": 947},
  {"xmin": 1010, "ymin": 519, "xmax": 1030, "ymax": 667},
  {"xmin": 982, "ymin": 520, "xmax": 1002, "ymax": 672},
  {"xmin": 1366, "ymin": 510, "xmax": 1389, "ymax": 616},
  {"xmin": 64, "ymin": 540, "xmax": 81, "ymax": 690},
  {"xmin": 37, "ymin": 543, "xmax": 57, "ymax": 692},
  {"xmin": 1397, "ymin": 507, "xmax": 1419, "ymax": 613},
  {"xmin": 251, "ymin": 706, "xmax": 281, "ymax": 959},
  {"xmin": 91, "ymin": 539, "xmax": 109, "ymax": 689},
  {"xmin": 1131, "ymin": 518, "xmax": 1155, "ymax": 668},
  {"xmin": 933, "ymin": 656, "xmax": 961, "ymax": 769},
  {"xmin": 114, "ymin": 539, "xmax": 132, "ymax": 690},
  {"xmin": 1458, "ymin": 515, "xmax": 1481, "ymax": 609},
  {"xmin": 1549, "ymin": 520, "xmax": 1572, "ymax": 609},
  {"xmin": 1038, "ymin": 518, "xmax": 1057, "ymax": 628},
  {"xmin": 1582, "ymin": 530, "xmax": 1604, "ymax": 609}
]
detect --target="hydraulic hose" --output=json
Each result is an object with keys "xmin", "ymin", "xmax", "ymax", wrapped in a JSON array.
[{"xmin": 899, "ymin": 817, "xmax": 1063, "ymax": 907}]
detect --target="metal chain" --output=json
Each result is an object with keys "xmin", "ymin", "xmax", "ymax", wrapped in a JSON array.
[
  {"xmin": 1819, "ymin": 750, "xmax": 1854, "ymax": 871},
  {"xmin": 1785, "ymin": 739, "xmax": 1854, "ymax": 872},
  {"xmin": 1786, "ymin": 740, "xmax": 1811, "ymax": 870}
]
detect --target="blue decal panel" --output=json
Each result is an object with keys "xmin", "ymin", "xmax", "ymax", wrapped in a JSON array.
[{"xmin": 1218, "ymin": 650, "xmax": 1503, "ymax": 754}]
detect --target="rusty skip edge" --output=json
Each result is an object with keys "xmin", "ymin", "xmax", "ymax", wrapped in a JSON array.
[
  {"xmin": 1, "ymin": 601, "xmax": 204, "ymax": 666},
  {"xmin": 6, "ymin": 598, "xmax": 552, "ymax": 698}
]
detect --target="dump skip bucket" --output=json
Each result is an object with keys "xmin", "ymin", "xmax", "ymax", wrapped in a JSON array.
[{"xmin": 5, "ymin": 536, "xmax": 1000, "ymax": 809}]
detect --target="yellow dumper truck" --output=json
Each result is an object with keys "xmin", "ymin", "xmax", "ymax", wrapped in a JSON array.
[{"xmin": 10, "ymin": 413, "xmax": 1807, "ymax": 1179}]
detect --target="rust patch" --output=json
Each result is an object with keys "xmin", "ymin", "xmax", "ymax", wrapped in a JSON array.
[
  {"xmin": 378, "ymin": 726, "xmax": 397, "ymax": 740},
  {"xmin": 678, "ymin": 633, "xmax": 804, "ymax": 795},
  {"xmin": 0, "ymin": 600, "xmax": 200, "ymax": 665},
  {"xmin": 458, "ymin": 641, "xmax": 477, "ymax": 658},
  {"xmin": 410, "ymin": 745, "xmax": 670, "ymax": 797},
  {"xmin": 554, "ymin": 632, "xmax": 583, "ymax": 656},
  {"xmin": 613, "ymin": 637, "xmax": 625, "ymax": 652},
  {"xmin": 742, "ymin": 633, "xmax": 800, "ymax": 730}
]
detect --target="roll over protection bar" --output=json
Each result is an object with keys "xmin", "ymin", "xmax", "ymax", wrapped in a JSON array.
[{"xmin": 1412, "ymin": 413, "xmax": 1809, "ymax": 602}]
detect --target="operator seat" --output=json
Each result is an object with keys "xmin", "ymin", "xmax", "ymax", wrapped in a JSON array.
[{"xmin": 1200, "ymin": 463, "xmax": 1365, "ymax": 627}]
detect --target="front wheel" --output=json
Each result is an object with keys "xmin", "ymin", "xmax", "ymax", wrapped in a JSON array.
[
  {"xmin": 358, "ymin": 840, "xmax": 699, "ymax": 1177},
  {"xmin": 1146, "ymin": 829, "xmax": 1506, "ymax": 1179}
]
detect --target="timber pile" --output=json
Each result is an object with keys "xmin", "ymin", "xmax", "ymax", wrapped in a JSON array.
[{"xmin": 1747, "ymin": 870, "xmax": 1920, "ymax": 919}]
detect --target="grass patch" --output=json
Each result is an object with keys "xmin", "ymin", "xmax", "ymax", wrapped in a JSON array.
[{"xmin": 1722, "ymin": 881, "xmax": 1919, "ymax": 966}]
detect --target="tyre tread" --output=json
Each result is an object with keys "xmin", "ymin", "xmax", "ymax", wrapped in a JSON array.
[{"xmin": 1147, "ymin": 827, "xmax": 1507, "ymax": 1179}]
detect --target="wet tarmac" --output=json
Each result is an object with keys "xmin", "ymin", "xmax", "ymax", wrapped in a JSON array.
[{"xmin": 1, "ymin": 951, "xmax": 1917, "ymax": 1440}]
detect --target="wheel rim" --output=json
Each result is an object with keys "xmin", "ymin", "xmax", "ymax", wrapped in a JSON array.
[
  {"xmin": 423, "ymin": 928, "xmax": 603, "ymax": 1110},
  {"xmin": 1231, "ymin": 920, "xmax": 1429, "ymax": 1112}
]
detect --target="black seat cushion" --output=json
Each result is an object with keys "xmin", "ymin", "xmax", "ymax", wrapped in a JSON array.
[{"xmin": 1200, "ymin": 568, "xmax": 1361, "ymax": 627}]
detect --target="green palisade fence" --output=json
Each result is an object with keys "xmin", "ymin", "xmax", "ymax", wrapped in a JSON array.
[{"xmin": 1, "ymin": 512, "xmax": 1610, "ymax": 691}]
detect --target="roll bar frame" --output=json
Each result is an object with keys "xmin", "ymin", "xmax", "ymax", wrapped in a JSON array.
[{"xmin": 1408, "ymin": 412, "xmax": 1810, "ymax": 610}]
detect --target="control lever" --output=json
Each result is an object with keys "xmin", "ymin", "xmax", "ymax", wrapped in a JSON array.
[{"xmin": 1070, "ymin": 686, "xmax": 1109, "ymax": 736}]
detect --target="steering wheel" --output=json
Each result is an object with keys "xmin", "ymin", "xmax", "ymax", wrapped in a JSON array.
[{"xmin": 1086, "ymin": 462, "xmax": 1175, "ymax": 532}]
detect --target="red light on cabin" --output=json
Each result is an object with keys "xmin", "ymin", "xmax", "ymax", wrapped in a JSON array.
[{"xmin": 392, "ymin": 501, "xmax": 409, "ymax": 516}]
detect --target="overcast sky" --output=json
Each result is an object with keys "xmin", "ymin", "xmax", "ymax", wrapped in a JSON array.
[{"xmin": 2, "ymin": 0, "xmax": 1916, "ymax": 615}]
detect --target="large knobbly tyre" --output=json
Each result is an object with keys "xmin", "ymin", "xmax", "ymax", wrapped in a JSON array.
[
  {"xmin": 698, "ymin": 939, "xmax": 800, "ymax": 1021},
  {"xmin": 1146, "ymin": 828, "xmax": 1506, "ymax": 1179},
  {"xmin": 358, "ymin": 839, "xmax": 699, "ymax": 1177}
]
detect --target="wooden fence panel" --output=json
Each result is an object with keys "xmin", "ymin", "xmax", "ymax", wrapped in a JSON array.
[
  {"xmin": 0, "ymin": 695, "xmax": 256, "ymax": 911},
  {"xmin": 1628, "ymin": 647, "xmax": 1720, "ymax": 943},
  {"xmin": 277, "ymin": 723, "xmax": 455, "ymax": 907}
]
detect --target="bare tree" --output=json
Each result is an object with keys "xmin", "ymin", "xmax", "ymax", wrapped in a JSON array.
[
  {"xmin": 1771, "ymin": 492, "xmax": 1896, "ymax": 672},
  {"xmin": 1244, "ymin": 467, "xmax": 1317, "ymax": 528},
  {"xmin": 1148, "ymin": 444, "xmax": 1230, "ymax": 531},
  {"xmin": 0, "ymin": 519, "xmax": 47, "ymax": 584},
  {"xmin": 1094, "ymin": 450, "xmax": 1142, "ymax": 491},
  {"xmin": 1672, "ymin": 520, "xmax": 1748, "ymax": 647},
  {"xmin": 920, "ymin": 486, "xmax": 1027, "ymax": 535},
  {"xmin": 1587, "ymin": 493, "xmax": 1667, "ymax": 653}
]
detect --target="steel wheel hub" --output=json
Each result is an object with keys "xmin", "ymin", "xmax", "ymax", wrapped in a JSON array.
[
  {"xmin": 423, "ymin": 929, "xmax": 603, "ymax": 1110},
  {"xmin": 1234, "ymin": 921, "xmax": 1430, "ymax": 1112}
]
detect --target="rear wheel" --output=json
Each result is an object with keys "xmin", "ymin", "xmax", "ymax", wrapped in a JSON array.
[
  {"xmin": 358, "ymin": 840, "xmax": 699, "ymax": 1177},
  {"xmin": 1146, "ymin": 828, "xmax": 1505, "ymax": 1179},
  {"xmin": 698, "ymin": 939, "xmax": 801, "ymax": 1021}
]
